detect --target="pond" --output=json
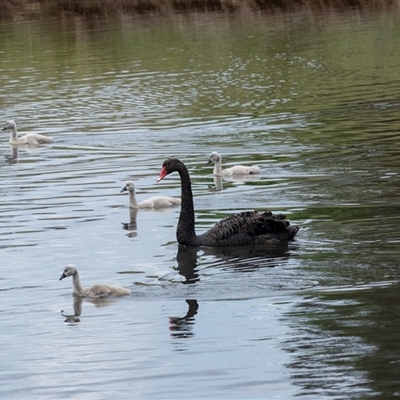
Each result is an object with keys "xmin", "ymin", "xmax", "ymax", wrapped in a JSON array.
[{"xmin": 1, "ymin": 6, "xmax": 400, "ymax": 399}]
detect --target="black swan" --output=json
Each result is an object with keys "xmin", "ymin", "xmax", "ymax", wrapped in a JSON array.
[{"xmin": 157, "ymin": 158, "xmax": 300, "ymax": 247}]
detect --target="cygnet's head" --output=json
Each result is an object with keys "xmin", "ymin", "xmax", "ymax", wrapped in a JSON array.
[
  {"xmin": 120, "ymin": 181, "xmax": 135, "ymax": 194},
  {"xmin": 2, "ymin": 120, "xmax": 16, "ymax": 132},
  {"xmin": 59, "ymin": 264, "xmax": 78, "ymax": 281},
  {"xmin": 208, "ymin": 151, "xmax": 221, "ymax": 164}
]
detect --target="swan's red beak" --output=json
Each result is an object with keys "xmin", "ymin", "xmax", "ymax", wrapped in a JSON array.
[{"xmin": 157, "ymin": 166, "xmax": 168, "ymax": 182}]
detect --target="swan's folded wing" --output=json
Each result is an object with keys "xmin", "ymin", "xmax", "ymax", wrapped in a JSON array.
[
  {"xmin": 87, "ymin": 284, "xmax": 112, "ymax": 298},
  {"xmin": 140, "ymin": 196, "xmax": 181, "ymax": 208},
  {"xmin": 228, "ymin": 165, "xmax": 261, "ymax": 175},
  {"xmin": 205, "ymin": 211, "xmax": 291, "ymax": 243}
]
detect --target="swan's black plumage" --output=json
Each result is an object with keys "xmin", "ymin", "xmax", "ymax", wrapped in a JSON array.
[{"xmin": 157, "ymin": 158, "xmax": 299, "ymax": 247}]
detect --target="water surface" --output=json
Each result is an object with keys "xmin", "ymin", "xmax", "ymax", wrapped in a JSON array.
[{"xmin": 1, "ymin": 7, "xmax": 400, "ymax": 399}]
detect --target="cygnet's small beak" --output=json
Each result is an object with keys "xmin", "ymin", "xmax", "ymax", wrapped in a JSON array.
[
  {"xmin": 120, "ymin": 186, "xmax": 127, "ymax": 193},
  {"xmin": 207, "ymin": 158, "xmax": 212, "ymax": 164},
  {"xmin": 2, "ymin": 126, "xmax": 7, "ymax": 131},
  {"xmin": 59, "ymin": 273, "xmax": 66, "ymax": 281}
]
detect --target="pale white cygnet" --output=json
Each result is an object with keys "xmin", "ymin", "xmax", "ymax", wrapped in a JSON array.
[
  {"xmin": 207, "ymin": 151, "xmax": 260, "ymax": 176},
  {"xmin": 59, "ymin": 264, "xmax": 131, "ymax": 298},
  {"xmin": 120, "ymin": 181, "xmax": 181, "ymax": 209},
  {"xmin": 2, "ymin": 120, "xmax": 53, "ymax": 145}
]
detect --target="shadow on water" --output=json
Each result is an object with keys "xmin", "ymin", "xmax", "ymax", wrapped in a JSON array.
[
  {"xmin": 61, "ymin": 294, "xmax": 118, "ymax": 324},
  {"xmin": 121, "ymin": 208, "xmax": 138, "ymax": 234},
  {"xmin": 61, "ymin": 296, "xmax": 83, "ymax": 324},
  {"xmin": 61, "ymin": 286, "xmax": 200, "ymax": 340},
  {"xmin": 121, "ymin": 207, "xmax": 181, "ymax": 237},
  {"xmin": 4, "ymin": 146, "xmax": 19, "ymax": 165},
  {"xmin": 175, "ymin": 242, "xmax": 292, "ymax": 284},
  {"xmin": 208, "ymin": 174, "xmax": 262, "ymax": 192},
  {"xmin": 168, "ymin": 299, "xmax": 199, "ymax": 339},
  {"xmin": 3, "ymin": 143, "xmax": 54, "ymax": 166}
]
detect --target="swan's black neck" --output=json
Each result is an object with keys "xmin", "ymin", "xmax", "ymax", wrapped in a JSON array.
[{"xmin": 175, "ymin": 161, "xmax": 196, "ymax": 245}]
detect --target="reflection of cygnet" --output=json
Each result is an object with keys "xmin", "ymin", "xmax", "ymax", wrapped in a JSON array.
[
  {"xmin": 208, "ymin": 151, "xmax": 260, "ymax": 176},
  {"xmin": 59, "ymin": 264, "xmax": 131, "ymax": 298},
  {"xmin": 120, "ymin": 181, "xmax": 181, "ymax": 209},
  {"xmin": 2, "ymin": 120, "xmax": 53, "ymax": 145}
]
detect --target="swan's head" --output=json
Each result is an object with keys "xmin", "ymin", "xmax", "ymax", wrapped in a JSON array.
[
  {"xmin": 59, "ymin": 264, "xmax": 78, "ymax": 281},
  {"xmin": 2, "ymin": 120, "xmax": 16, "ymax": 132},
  {"xmin": 208, "ymin": 151, "xmax": 221, "ymax": 164},
  {"xmin": 120, "ymin": 181, "xmax": 135, "ymax": 194},
  {"xmin": 157, "ymin": 158, "xmax": 183, "ymax": 182}
]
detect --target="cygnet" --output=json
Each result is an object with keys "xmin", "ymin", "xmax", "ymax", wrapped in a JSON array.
[
  {"xmin": 59, "ymin": 264, "xmax": 131, "ymax": 298},
  {"xmin": 2, "ymin": 120, "xmax": 53, "ymax": 145}
]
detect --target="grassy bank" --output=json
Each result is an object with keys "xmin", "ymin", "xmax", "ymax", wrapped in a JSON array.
[{"xmin": 1, "ymin": 0, "xmax": 399, "ymax": 20}]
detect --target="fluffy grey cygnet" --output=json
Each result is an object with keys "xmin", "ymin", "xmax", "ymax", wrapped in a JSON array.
[
  {"xmin": 208, "ymin": 151, "xmax": 260, "ymax": 176},
  {"xmin": 120, "ymin": 180, "xmax": 181, "ymax": 209},
  {"xmin": 2, "ymin": 120, "xmax": 53, "ymax": 145},
  {"xmin": 59, "ymin": 264, "xmax": 131, "ymax": 298}
]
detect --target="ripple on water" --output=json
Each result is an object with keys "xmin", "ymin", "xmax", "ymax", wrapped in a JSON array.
[{"xmin": 2, "ymin": 8, "xmax": 400, "ymax": 400}]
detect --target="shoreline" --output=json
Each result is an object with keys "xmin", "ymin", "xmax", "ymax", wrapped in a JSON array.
[{"xmin": 1, "ymin": 0, "xmax": 399, "ymax": 21}]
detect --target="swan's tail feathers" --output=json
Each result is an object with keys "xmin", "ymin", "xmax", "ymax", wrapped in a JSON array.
[
  {"xmin": 288, "ymin": 225, "xmax": 300, "ymax": 240},
  {"xmin": 250, "ymin": 211, "xmax": 299, "ymax": 241},
  {"xmin": 251, "ymin": 212, "xmax": 289, "ymax": 235}
]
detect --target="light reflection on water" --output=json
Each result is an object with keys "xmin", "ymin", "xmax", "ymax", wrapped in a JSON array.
[{"xmin": 1, "ymin": 7, "xmax": 400, "ymax": 400}]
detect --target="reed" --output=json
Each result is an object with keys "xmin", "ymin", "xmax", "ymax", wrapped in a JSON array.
[{"xmin": 1, "ymin": 0, "xmax": 399, "ymax": 20}]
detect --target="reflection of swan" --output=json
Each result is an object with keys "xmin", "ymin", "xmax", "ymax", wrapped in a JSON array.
[
  {"xmin": 120, "ymin": 181, "xmax": 181, "ymax": 209},
  {"xmin": 5, "ymin": 143, "xmax": 55, "ymax": 165},
  {"xmin": 4, "ymin": 146, "xmax": 19, "ymax": 165},
  {"xmin": 61, "ymin": 294, "xmax": 117, "ymax": 323},
  {"xmin": 59, "ymin": 264, "xmax": 131, "ymax": 298},
  {"xmin": 209, "ymin": 175, "xmax": 223, "ymax": 191},
  {"xmin": 209, "ymin": 174, "xmax": 262, "ymax": 191},
  {"xmin": 176, "ymin": 245, "xmax": 200, "ymax": 284},
  {"xmin": 157, "ymin": 158, "xmax": 300, "ymax": 246},
  {"xmin": 203, "ymin": 242, "xmax": 292, "ymax": 272},
  {"xmin": 176, "ymin": 242, "xmax": 291, "ymax": 280},
  {"xmin": 169, "ymin": 299, "xmax": 199, "ymax": 339},
  {"xmin": 224, "ymin": 173, "xmax": 262, "ymax": 184},
  {"xmin": 169, "ymin": 242, "xmax": 292, "ymax": 338},
  {"xmin": 2, "ymin": 120, "xmax": 53, "ymax": 145},
  {"xmin": 121, "ymin": 207, "xmax": 138, "ymax": 234},
  {"xmin": 208, "ymin": 151, "xmax": 260, "ymax": 176},
  {"xmin": 61, "ymin": 295, "xmax": 82, "ymax": 323}
]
